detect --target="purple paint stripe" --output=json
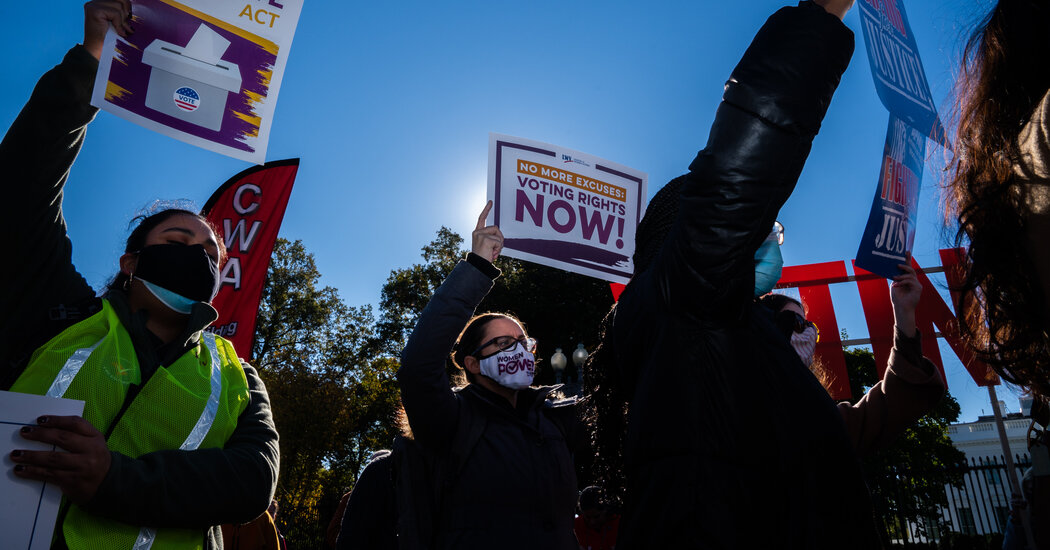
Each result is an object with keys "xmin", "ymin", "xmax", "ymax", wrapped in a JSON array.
[
  {"xmin": 494, "ymin": 140, "xmax": 555, "ymax": 226},
  {"xmin": 595, "ymin": 163, "xmax": 643, "ymax": 184},
  {"xmin": 596, "ymin": 163, "xmax": 645, "ymax": 231}
]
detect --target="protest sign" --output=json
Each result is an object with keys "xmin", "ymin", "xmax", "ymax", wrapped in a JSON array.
[
  {"xmin": 487, "ymin": 134, "xmax": 647, "ymax": 285},
  {"xmin": 203, "ymin": 159, "xmax": 299, "ymax": 357},
  {"xmin": 0, "ymin": 391, "xmax": 84, "ymax": 550},
  {"xmin": 91, "ymin": 0, "xmax": 303, "ymax": 163},
  {"xmin": 858, "ymin": 0, "xmax": 944, "ymax": 141},
  {"xmin": 855, "ymin": 115, "xmax": 926, "ymax": 278}
]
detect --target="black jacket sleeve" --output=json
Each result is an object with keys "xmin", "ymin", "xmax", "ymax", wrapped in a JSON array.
[
  {"xmin": 83, "ymin": 362, "xmax": 280, "ymax": 527},
  {"xmin": 1, "ymin": 45, "xmax": 100, "ymax": 384},
  {"xmin": 397, "ymin": 256, "xmax": 499, "ymax": 450},
  {"xmin": 648, "ymin": 2, "xmax": 854, "ymax": 324}
]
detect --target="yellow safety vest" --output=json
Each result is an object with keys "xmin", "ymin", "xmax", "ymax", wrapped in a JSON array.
[{"xmin": 11, "ymin": 300, "xmax": 250, "ymax": 550}]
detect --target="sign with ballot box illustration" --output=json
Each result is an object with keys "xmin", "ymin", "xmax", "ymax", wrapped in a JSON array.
[
  {"xmin": 142, "ymin": 24, "xmax": 242, "ymax": 132},
  {"xmin": 90, "ymin": 0, "xmax": 304, "ymax": 163}
]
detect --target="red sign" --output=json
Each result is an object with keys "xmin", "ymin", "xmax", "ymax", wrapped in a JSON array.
[
  {"xmin": 610, "ymin": 248, "xmax": 995, "ymax": 400},
  {"xmin": 202, "ymin": 159, "xmax": 300, "ymax": 358}
]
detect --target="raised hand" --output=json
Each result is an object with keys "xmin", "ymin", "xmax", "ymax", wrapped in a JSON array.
[
  {"xmin": 813, "ymin": 0, "xmax": 855, "ymax": 20},
  {"xmin": 84, "ymin": 0, "xmax": 133, "ymax": 60},
  {"xmin": 890, "ymin": 263, "xmax": 921, "ymax": 338},
  {"xmin": 472, "ymin": 201, "xmax": 504, "ymax": 263},
  {"xmin": 11, "ymin": 415, "xmax": 112, "ymax": 504}
]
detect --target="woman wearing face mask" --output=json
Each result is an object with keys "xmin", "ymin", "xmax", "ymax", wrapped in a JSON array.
[
  {"xmin": 759, "ymin": 263, "xmax": 945, "ymax": 457},
  {"xmin": 397, "ymin": 202, "xmax": 580, "ymax": 550},
  {"xmin": 1, "ymin": 2, "xmax": 279, "ymax": 549}
]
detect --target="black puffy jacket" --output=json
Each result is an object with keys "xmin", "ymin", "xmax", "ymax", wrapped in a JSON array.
[
  {"xmin": 398, "ymin": 257, "xmax": 579, "ymax": 550},
  {"xmin": 612, "ymin": 3, "xmax": 881, "ymax": 548}
]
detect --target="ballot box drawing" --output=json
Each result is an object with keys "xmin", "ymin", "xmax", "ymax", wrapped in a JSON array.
[{"xmin": 142, "ymin": 24, "xmax": 242, "ymax": 132}]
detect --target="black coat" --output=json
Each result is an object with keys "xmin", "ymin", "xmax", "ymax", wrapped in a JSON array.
[
  {"xmin": 398, "ymin": 257, "xmax": 579, "ymax": 550},
  {"xmin": 612, "ymin": 3, "xmax": 880, "ymax": 548}
]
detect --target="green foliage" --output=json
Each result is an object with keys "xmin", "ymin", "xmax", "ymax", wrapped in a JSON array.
[
  {"xmin": 378, "ymin": 227, "xmax": 614, "ymax": 385},
  {"xmin": 842, "ymin": 346, "xmax": 966, "ymax": 541},
  {"xmin": 252, "ymin": 239, "xmax": 400, "ymax": 548}
]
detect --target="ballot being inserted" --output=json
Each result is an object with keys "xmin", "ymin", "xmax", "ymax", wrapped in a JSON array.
[
  {"xmin": 142, "ymin": 23, "xmax": 243, "ymax": 131},
  {"xmin": 0, "ymin": 390, "xmax": 85, "ymax": 550}
]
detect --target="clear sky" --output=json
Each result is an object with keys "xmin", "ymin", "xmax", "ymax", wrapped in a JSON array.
[{"xmin": 3, "ymin": 1, "xmax": 1016, "ymax": 422}]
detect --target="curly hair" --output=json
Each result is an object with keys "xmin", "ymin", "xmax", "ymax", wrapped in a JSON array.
[
  {"xmin": 582, "ymin": 177, "xmax": 686, "ymax": 503},
  {"xmin": 945, "ymin": 0, "xmax": 1050, "ymax": 398}
]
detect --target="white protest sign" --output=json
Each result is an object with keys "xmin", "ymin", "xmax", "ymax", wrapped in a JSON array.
[
  {"xmin": 487, "ymin": 134, "xmax": 647, "ymax": 284},
  {"xmin": 1, "ymin": 390, "xmax": 85, "ymax": 550},
  {"xmin": 91, "ymin": 0, "xmax": 304, "ymax": 163}
]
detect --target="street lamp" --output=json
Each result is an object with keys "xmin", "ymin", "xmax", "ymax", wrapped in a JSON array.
[
  {"xmin": 572, "ymin": 343, "xmax": 588, "ymax": 372},
  {"xmin": 551, "ymin": 347, "xmax": 567, "ymax": 383}
]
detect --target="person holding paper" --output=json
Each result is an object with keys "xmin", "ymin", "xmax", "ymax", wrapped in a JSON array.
[
  {"xmin": 396, "ymin": 202, "xmax": 582, "ymax": 550},
  {"xmin": 0, "ymin": 2, "xmax": 279, "ymax": 549},
  {"xmin": 582, "ymin": 1, "xmax": 880, "ymax": 548}
]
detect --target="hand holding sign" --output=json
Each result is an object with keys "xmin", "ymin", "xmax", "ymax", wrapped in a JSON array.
[
  {"xmin": 473, "ymin": 201, "xmax": 504, "ymax": 263},
  {"xmin": 890, "ymin": 262, "xmax": 921, "ymax": 338},
  {"xmin": 84, "ymin": 0, "xmax": 133, "ymax": 60},
  {"xmin": 11, "ymin": 415, "xmax": 112, "ymax": 504},
  {"xmin": 814, "ymin": 0, "xmax": 856, "ymax": 20}
]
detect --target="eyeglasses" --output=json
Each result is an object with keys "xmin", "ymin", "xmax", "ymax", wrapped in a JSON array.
[
  {"xmin": 772, "ymin": 221, "xmax": 785, "ymax": 246},
  {"xmin": 471, "ymin": 335, "xmax": 538, "ymax": 359},
  {"xmin": 778, "ymin": 311, "xmax": 819, "ymax": 341}
]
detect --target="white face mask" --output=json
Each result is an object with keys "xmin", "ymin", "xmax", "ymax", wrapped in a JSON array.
[
  {"xmin": 791, "ymin": 325, "xmax": 818, "ymax": 366},
  {"xmin": 478, "ymin": 342, "xmax": 536, "ymax": 390}
]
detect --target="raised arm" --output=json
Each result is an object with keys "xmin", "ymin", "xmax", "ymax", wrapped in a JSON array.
[
  {"xmin": 1, "ymin": 1, "xmax": 133, "ymax": 383},
  {"xmin": 649, "ymin": 1, "xmax": 855, "ymax": 322},
  {"xmin": 397, "ymin": 203, "xmax": 503, "ymax": 449},
  {"xmin": 838, "ymin": 264, "xmax": 945, "ymax": 455}
]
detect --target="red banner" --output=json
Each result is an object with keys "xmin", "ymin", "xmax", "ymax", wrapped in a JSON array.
[
  {"xmin": 202, "ymin": 159, "xmax": 300, "ymax": 358},
  {"xmin": 610, "ymin": 248, "xmax": 996, "ymax": 397},
  {"xmin": 779, "ymin": 261, "xmax": 853, "ymax": 400}
]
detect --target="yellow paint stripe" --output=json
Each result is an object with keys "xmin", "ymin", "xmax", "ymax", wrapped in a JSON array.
[
  {"xmin": 157, "ymin": 0, "xmax": 279, "ymax": 55},
  {"xmin": 105, "ymin": 81, "xmax": 132, "ymax": 102}
]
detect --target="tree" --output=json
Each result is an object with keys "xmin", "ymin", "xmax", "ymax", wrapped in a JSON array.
[
  {"xmin": 252, "ymin": 239, "xmax": 400, "ymax": 547},
  {"xmin": 843, "ymin": 346, "xmax": 965, "ymax": 542},
  {"xmin": 378, "ymin": 227, "xmax": 615, "ymax": 386}
]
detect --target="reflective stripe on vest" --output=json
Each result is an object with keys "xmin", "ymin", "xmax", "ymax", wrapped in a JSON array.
[
  {"xmin": 131, "ymin": 333, "xmax": 225, "ymax": 550},
  {"xmin": 11, "ymin": 300, "xmax": 250, "ymax": 550},
  {"xmin": 46, "ymin": 337, "xmax": 105, "ymax": 398}
]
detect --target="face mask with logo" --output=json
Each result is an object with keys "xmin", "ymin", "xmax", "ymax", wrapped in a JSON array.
[
  {"xmin": 133, "ymin": 244, "xmax": 220, "ymax": 314},
  {"xmin": 479, "ymin": 342, "xmax": 536, "ymax": 390}
]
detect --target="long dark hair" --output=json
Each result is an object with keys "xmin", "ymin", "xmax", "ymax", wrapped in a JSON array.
[
  {"xmin": 583, "ymin": 176, "xmax": 687, "ymax": 503},
  {"xmin": 450, "ymin": 312, "xmax": 522, "ymax": 387},
  {"xmin": 945, "ymin": 0, "xmax": 1050, "ymax": 398},
  {"xmin": 107, "ymin": 204, "xmax": 226, "ymax": 293}
]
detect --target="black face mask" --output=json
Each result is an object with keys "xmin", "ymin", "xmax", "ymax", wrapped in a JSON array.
[{"xmin": 133, "ymin": 244, "xmax": 220, "ymax": 303}]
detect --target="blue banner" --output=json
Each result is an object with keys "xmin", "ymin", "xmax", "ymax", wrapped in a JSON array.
[
  {"xmin": 855, "ymin": 115, "xmax": 926, "ymax": 278},
  {"xmin": 858, "ymin": 0, "xmax": 944, "ymax": 142}
]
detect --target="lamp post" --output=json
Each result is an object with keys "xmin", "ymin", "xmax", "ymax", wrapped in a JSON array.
[
  {"xmin": 550, "ymin": 348, "xmax": 567, "ymax": 384},
  {"xmin": 572, "ymin": 343, "xmax": 588, "ymax": 372}
]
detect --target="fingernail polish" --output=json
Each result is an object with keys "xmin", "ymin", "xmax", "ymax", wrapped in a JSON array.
[
  {"xmin": 37, "ymin": 416, "xmax": 48, "ymax": 424},
  {"xmin": 14, "ymin": 465, "xmax": 25, "ymax": 472},
  {"xmin": 10, "ymin": 450, "xmax": 22, "ymax": 458},
  {"xmin": 20, "ymin": 426, "xmax": 32, "ymax": 434}
]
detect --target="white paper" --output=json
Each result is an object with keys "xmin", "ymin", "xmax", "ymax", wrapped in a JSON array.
[
  {"xmin": 0, "ymin": 390, "xmax": 85, "ymax": 550},
  {"xmin": 183, "ymin": 24, "xmax": 231, "ymax": 63}
]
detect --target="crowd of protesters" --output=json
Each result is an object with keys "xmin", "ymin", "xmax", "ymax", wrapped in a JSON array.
[{"xmin": 3, "ymin": 0, "xmax": 1049, "ymax": 548}]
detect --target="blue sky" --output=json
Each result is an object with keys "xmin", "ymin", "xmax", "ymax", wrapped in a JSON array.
[{"xmin": 4, "ymin": 1, "xmax": 1016, "ymax": 422}]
